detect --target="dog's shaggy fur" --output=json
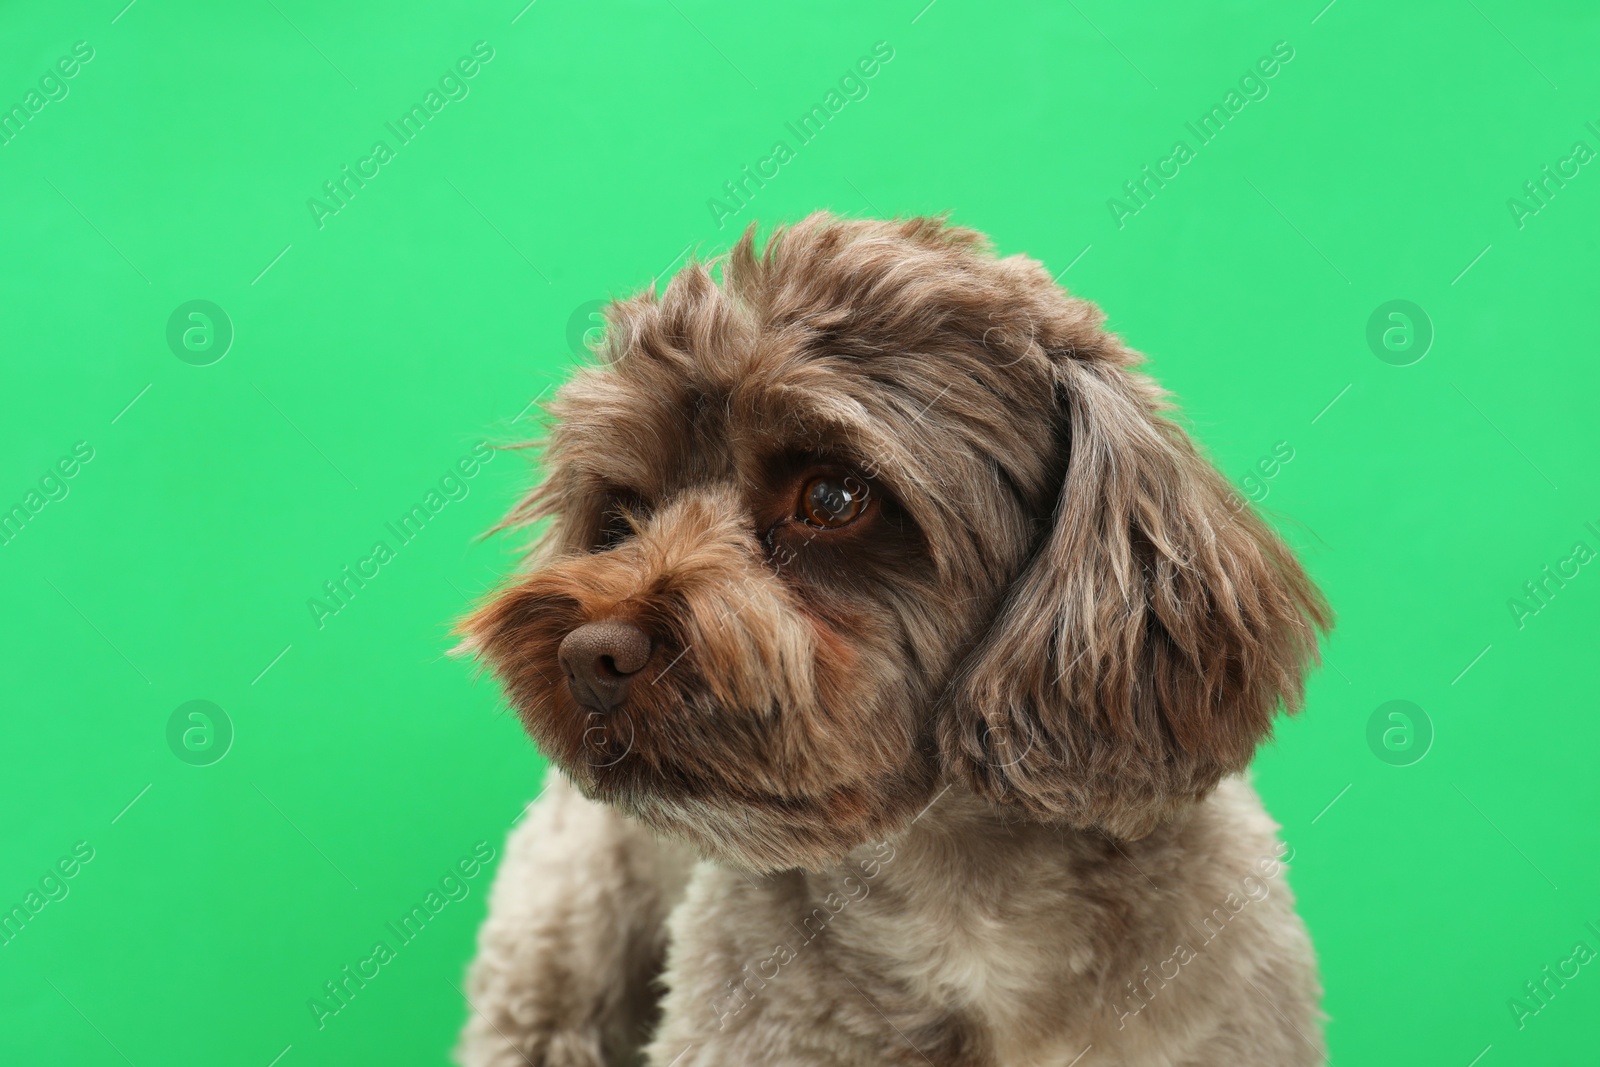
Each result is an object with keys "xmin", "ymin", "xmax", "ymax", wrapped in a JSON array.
[{"xmin": 456, "ymin": 214, "xmax": 1331, "ymax": 1066}]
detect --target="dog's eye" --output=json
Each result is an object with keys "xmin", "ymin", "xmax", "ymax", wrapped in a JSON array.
[{"xmin": 798, "ymin": 475, "xmax": 866, "ymax": 529}]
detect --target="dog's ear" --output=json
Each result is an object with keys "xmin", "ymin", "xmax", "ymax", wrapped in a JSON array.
[{"xmin": 937, "ymin": 344, "xmax": 1331, "ymax": 839}]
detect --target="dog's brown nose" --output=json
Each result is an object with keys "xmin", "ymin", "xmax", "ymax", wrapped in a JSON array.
[{"xmin": 558, "ymin": 620, "xmax": 652, "ymax": 712}]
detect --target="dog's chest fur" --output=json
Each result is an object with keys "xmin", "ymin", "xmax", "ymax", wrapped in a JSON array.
[
  {"xmin": 651, "ymin": 778, "xmax": 1319, "ymax": 1066},
  {"xmin": 836, "ymin": 812, "xmax": 1105, "ymax": 1066}
]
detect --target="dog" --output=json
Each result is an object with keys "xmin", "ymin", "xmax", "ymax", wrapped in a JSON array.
[{"xmin": 455, "ymin": 213, "xmax": 1331, "ymax": 1066}]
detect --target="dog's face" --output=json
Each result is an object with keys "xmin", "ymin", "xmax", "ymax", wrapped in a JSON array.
[{"xmin": 463, "ymin": 215, "xmax": 1329, "ymax": 871}]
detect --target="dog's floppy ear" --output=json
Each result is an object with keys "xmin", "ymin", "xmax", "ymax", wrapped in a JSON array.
[{"xmin": 937, "ymin": 343, "xmax": 1331, "ymax": 839}]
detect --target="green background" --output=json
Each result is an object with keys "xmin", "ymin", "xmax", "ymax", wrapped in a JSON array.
[{"xmin": 2, "ymin": 0, "xmax": 1596, "ymax": 1064}]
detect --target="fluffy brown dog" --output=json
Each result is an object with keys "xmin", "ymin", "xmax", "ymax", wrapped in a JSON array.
[{"xmin": 456, "ymin": 213, "xmax": 1331, "ymax": 1066}]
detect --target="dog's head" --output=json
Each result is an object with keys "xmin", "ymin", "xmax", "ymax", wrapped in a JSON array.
[{"xmin": 461, "ymin": 214, "xmax": 1329, "ymax": 870}]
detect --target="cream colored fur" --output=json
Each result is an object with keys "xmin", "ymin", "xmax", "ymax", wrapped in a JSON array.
[{"xmin": 458, "ymin": 773, "xmax": 1321, "ymax": 1066}]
